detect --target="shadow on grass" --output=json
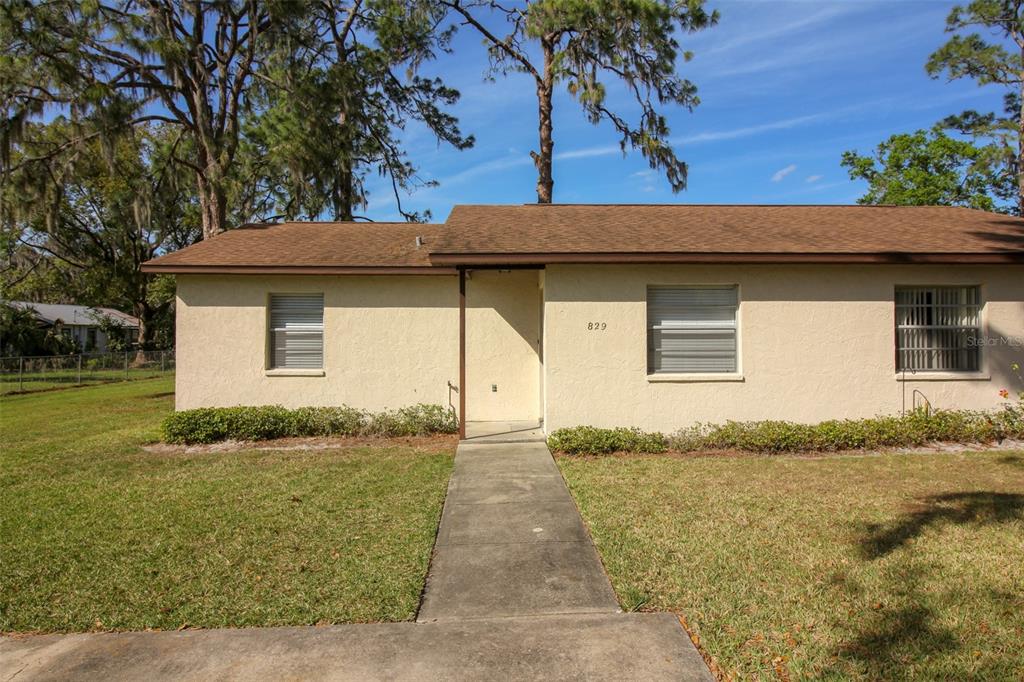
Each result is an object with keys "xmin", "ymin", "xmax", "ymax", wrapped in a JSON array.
[
  {"xmin": 834, "ymin": 597, "xmax": 957, "ymax": 676},
  {"xmin": 832, "ymin": 591, "xmax": 1009, "ymax": 680},
  {"xmin": 145, "ymin": 391, "xmax": 175, "ymax": 399},
  {"xmin": 997, "ymin": 454, "xmax": 1024, "ymax": 468},
  {"xmin": 826, "ymin": 492, "xmax": 1024, "ymax": 677},
  {"xmin": 860, "ymin": 492, "xmax": 1024, "ymax": 559}
]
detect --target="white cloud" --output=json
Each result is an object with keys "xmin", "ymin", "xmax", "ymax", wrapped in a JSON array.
[
  {"xmin": 806, "ymin": 174, "xmax": 823, "ymax": 183},
  {"xmin": 673, "ymin": 113, "xmax": 829, "ymax": 146},
  {"xmin": 435, "ymin": 153, "xmax": 532, "ymax": 187},
  {"xmin": 549, "ymin": 112, "xmax": 834, "ymax": 167},
  {"xmin": 771, "ymin": 164, "xmax": 797, "ymax": 182},
  {"xmin": 696, "ymin": 11, "xmax": 932, "ymax": 80},
  {"xmin": 700, "ymin": 4, "xmax": 862, "ymax": 57},
  {"xmin": 554, "ymin": 144, "xmax": 621, "ymax": 161}
]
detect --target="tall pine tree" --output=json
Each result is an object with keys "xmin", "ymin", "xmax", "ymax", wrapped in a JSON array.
[
  {"xmin": 441, "ymin": 0, "xmax": 717, "ymax": 203},
  {"xmin": 927, "ymin": 0, "xmax": 1024, "ymax": 214}
]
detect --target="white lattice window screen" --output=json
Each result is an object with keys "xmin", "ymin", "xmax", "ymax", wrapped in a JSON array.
[
  {"xmin": 895, "ymin": 286, "xmax": 981, "ymax": 372},
  {"xmin": 648, "ymin": 286, "xmax": 738, "ymax": 374},
  {"xmin": 269, "ymin": 294, "xmax": 324, "ymax": 369}
]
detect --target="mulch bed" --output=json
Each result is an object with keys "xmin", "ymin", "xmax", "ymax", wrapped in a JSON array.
[{"xmin": 144, "ymin": 433, "xmax": 459, "ymax": 455}]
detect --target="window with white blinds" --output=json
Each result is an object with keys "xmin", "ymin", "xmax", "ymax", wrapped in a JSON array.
[
  {"xmin": 648, "ymin": 286, "xmax": 738, "ymax": 374},
  {"xmin": 269, "ymin": 294, "xmax": 324, "ymax": 369},
  {"xmin": 895, "ymin": 286, "xmax": 981, "ymax": 372}
]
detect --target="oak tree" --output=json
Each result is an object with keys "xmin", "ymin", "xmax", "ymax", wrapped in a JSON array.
[
  {"xmin": 1, "ymin": 0, "xmax": 471, "ymax": 234},
  {"xmin": 3, "ymin": 122, "xmax": 200, "ymax": 348},
  {"xmin": 841, "ymin": 126, "xmax": 1014, "ymax": 212}
]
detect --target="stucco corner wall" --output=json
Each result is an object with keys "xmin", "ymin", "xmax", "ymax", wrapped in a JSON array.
[
  {"xmin": 542, "ymin": 264, "xmax": 1024, "ymax": 432},
  {"xmin": 174, "ymin": 274, "xmax": 460, "ymax": 412}
]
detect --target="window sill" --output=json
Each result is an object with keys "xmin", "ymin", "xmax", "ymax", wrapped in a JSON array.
[
  {"xmin": 648, "ymin": 373, "xmax": 745, "ymax": 383},
  {"xmin": 265, "ymin": 369, "xmax": 325, "ymax": 377},
  {"xmin": 895, "ymin": 372, "xmax": 990, "ymax": 382}
]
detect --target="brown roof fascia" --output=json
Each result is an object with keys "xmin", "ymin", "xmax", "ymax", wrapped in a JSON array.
[
  {"xmin": 427, "ymin": 252, "xmax": 1024, "ymax": 265},
  {"xmin": 140, "ymin": 264, "xmax": 457, "ymax": 275}
]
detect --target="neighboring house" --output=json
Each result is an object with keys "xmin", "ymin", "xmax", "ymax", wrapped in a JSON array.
[
  {"xmin": 142, "ymin": 205, "xmax": 1024, "ymax": 435},
  {"xmin": 8, "ymin": 302, "xmax": 140, "ymax": 353}
]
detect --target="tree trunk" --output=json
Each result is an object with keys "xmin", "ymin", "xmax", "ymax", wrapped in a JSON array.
[
  {"xmin": 532, "ymin": 37, "xmax": 556, "ymax": 204},
  {"xmin": 135, "ymin": 303, "xmax": 154, "ymax": 351},
  {"xmin": 1018, "ymin": 46, "xmax": 1023, "ymax": 216},
  {"xmin": 197, "ymin": 172, "xmax": 227, "ymax": 240},
  {"xmin": 336, "ymin": 93, "xmax": 355, "ymax": 221},
  {"xmin": 336, "ymin": 158, "xmax": 355, "ymax": 221}
]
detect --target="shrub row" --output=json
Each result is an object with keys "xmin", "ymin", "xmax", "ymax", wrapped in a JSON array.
[
  {"xmin": 162, "ymin": 404, "xmax": 458, "ymax": 444},
  {"xmin": 548, "ymin": 405, "xmax": 1024, "ymax": 455},
  {"xmin": 547, "ymin": 426, "xmax": 668, "ymax": 454}
]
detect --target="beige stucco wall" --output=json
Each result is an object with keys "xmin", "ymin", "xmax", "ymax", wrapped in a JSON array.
[
  {"xmin": 176, "ymin": 264, "xmax": 1022, "ymax": 430},
  {"xmin": 175, "ymin": 275, "xmax": 460, "ymax": 412},
  {"xmin": 542, "ymin": 264, "xmax": 1024, "ymax": 432},
  {"xmin": 465, "ymin": 269, "xmax": 542, "ymax": 422}
]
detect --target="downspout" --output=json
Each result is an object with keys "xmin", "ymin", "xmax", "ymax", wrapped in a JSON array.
[{"xmin": 459, "ymin": 267, "xmax": 467, "ymax": 439}]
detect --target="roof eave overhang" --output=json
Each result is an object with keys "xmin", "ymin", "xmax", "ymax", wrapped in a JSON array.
[
  {"xmin": 427, "ymin": 251, "xmax": 1024, "ymax": 265},
  {"xmin": 140, "ymin": 264, "xmax": 457, "ymax": 275}
]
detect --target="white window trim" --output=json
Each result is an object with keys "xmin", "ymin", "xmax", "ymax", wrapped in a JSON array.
[
  {"xmin": 646, "ymin": 283, "xmax": 742, "ymax": 379},
  {"xmin": 893, "ymin": 283, "xmax": 986, "ymax": 375},
  {"xmin": 265, "ymin": 368, "xmax": 326, "ymax": 378},
  {"xmin": 648, "ymin": 372, "xmax": 745, "ymax": 383},
  {"xmin": 266, "ymin": 292, "xmax": 326, "ymax": 373},
  {"xmin": 894, "ymin": 371, "xmax": 990, "ymax": 382}
]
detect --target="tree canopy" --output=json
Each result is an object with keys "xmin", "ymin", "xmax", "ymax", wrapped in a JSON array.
[
  {"xmin": 3, "ymin": 122, "xmax": 199, "ymax": 348},
  {"xmin": 841, "ymin": 126, "xmax": 1015, "ymax": 212},
  {"xmin": 1, "ymin": 0, "xmax": 472, "ymax": 236},
  {"xmin": 926, "ymin": 0, "xmax": 1024, "ymax": 213},
  {"xmin": 442, "ymin": 0, "xmax": 717, "ymax": 203}
]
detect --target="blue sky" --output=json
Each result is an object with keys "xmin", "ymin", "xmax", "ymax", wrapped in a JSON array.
[{"xmin": 365, "ymin": 0, "xmax": 1007, "ymax": 221}]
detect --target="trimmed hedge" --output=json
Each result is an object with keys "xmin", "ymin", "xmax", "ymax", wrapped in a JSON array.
[
  {"xmin": 162, "ymin": 404, "xmax": 458, "ymax": 444},
  {"xmin": 548, "ymin": 405, "xmax": 1024, "ymax": 455},
  {"xmin": 547, "ymin": 426, "xmax": 667, "ymax": 455}
]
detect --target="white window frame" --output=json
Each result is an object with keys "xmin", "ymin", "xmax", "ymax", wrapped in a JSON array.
[
  {"xmin": 267, "ymin": 293, "xmax": 325, "ymax": 373},
  {"xmin": 647, "ymin": 284, "xmax": 742, "ymax": 379},
  {"xmin": 894, "ymin": 285, "xmax": 982, "ymax": 374}
]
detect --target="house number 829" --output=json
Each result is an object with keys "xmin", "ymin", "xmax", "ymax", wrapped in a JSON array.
[{"xmin": 587, "ymin": 322, "xmax": 607, "ymax": 330}]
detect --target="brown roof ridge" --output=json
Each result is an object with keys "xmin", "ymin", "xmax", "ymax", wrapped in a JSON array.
[
  {"xmin": 473, "ymin": 202, "xmax": 996, "ymax": 210},
  {"xmin": 144, "ymin": 204, "xmax": 1023, "ymax": 273},
  {"xmin": 240, "ymin": 219, "xmax": 446, "ymax": 225}
]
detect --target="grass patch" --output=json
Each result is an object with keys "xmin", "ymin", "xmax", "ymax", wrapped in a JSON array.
[
  {"xmin": 558, "ymin": 451, "xmax": 1024, "ymax": 680},
  {"xmin": 0, "ymin": 379, "xmax": 454, "ymax": 632},
  {"xmin": 0, "ymin": 369, "xmax": 174, "ymax": 394}
]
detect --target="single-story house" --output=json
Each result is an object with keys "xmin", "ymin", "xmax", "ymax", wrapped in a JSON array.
[
  {"xmin": 142, "ymin": 204, "xmax": 1024, "ymax": 436},
  {"xmin": 7, "ymin": 301, "xmax": 140, "ymax": 353}
]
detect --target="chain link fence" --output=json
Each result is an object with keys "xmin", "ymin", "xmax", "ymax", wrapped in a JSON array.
[{"xmin": 0, "ymin": 350, "xmax": 175, "ymax": 395}]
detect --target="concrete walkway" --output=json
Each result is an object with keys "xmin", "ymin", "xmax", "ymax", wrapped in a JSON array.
[
  {"xmin": 462, "ymin": 420, "xmax": 546, "ymax": 443},
  {"xmin": 419, "ymin": 441, "xmax": 619, "ymax": 621},
  {"xmin": 0, "ymin": 441, "xmax": 713, "ymax": 681},
  {"xmin": 1, "ymin": 614, "xmax": 710, "ymax": 681}
]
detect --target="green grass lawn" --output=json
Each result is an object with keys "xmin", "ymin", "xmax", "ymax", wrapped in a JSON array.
[
  {"xmin": 0, "ymin": 368, "xmax": 174, "ymax": 394},
  {"xmin": 0, "ymin": 379, "xmax": 454, "ymax": 632},
  {"xmin": 559, "ymin": 451, "xmax": 1024, "ymax": 681}
]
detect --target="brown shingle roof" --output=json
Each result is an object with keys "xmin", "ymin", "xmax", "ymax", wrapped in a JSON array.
[
  {"xmin": 142, "ymin": 221, "xmax": 453, "ymax": 274},
  {"xmin": 142, "ymin": 205, "xmax": 1024, "ymax": 273},
  {"xmin": 432, "ymin": 204, "xmax": 1024, "ymax": 264}
]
